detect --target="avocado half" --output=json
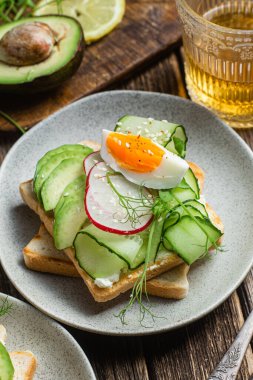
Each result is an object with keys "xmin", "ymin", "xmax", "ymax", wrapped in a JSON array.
[{"xmin": 0, "ymin": 15, "xmax": 85, "ymax": 94}]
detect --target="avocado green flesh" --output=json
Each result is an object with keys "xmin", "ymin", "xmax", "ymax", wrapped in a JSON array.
[
  {"xmin": 54, "ymin": 184, "xmax": 87, "ymax": 250},
  {"xmin": 34, "ymin": 148, "xmax": 90, "ymax": 201},
  {"xmin": 54, "ymin": 174, "xmax": 86, "ymax": 216},
  {"xmin": 35, "ymin": 144, "xmax": 88, "ymax": 176},
  {"xmin": 0, "ymin": 342, "xmax": 14, "ymax": 380},
  {"xmin": 0, "ymin": 16, "xmax": 83, "ymax": 85},
  {"xmin": 41, "ymin": 157, "xmax": 85, "ymax": 211}
]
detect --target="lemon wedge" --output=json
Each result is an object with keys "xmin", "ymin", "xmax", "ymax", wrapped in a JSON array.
[{"xmin": 34, "ymin": 0, "xmax": 125, "ymax": 43}]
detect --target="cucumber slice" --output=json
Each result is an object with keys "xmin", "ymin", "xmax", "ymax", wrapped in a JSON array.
[
  {"xmin": 163, "ymin": 237, "xmax": 173, "ymax": 251},
  {"xmin": 35, "ymin": 144, "xmax": 87, "ymax": 176},
  {"xmin": 54, "ymin": 184, "xmax": 87, "ymax": 250},
  {"xmin": 41, "ymin": 157, "xmax": 85, "ymax": 211},
  {"xmin": 34, "ymin": 146, "xmax": 92, "ymax": 202},
  {"xmin": 131, "ymin": 239, "xmax": 147, "ymax": 268},
  {"xmin": 0, "ymin": 342, "xmax": 14, "ymax": 380},
  {"xmin": 115, "ymin": 115, "xmax": 187, "ymax": 158},
  {"xmin": 149, "ymin": 217, "xmax": 165, "ymax": 261},
  {"xmin": 182, "ymin": 200, "xmax": 208, "ymax": 217},
  {"xmin": 183, "ymin": 168, "xmax": 200, "ymax": 198},
  {"xmin": 80, "ymin": 224, "xmax": 144, "ymax": 268},
  {"xmin": 159, "ymin": 187, "xmax": 197, "ymax": 210},
  {"xmin": 55, "ymin": 175, "xmax": 86, "ymax": 216},
  {"xmin": 74, "ymin": 232, "xmax": 127, "ymax": 279},
  {"xmin": 163, "ymin": 212, "xmax": 180, "ymax": 231},
  {"xmin": 164, "ymin": 216, "xmax": 222, "ymax": 265}
]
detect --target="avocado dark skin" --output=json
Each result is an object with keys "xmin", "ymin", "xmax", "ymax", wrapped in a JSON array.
[{"xmin": 0, "ymin": 16, "xmax": 85, "ymax": 94}]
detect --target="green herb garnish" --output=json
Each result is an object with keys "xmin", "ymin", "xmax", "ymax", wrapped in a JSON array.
[
  {"xmin": 0, "ymin": 0, "xmax": 63, "ymax": 24},
  {"xmin": 106, "ymin": 172, "xmax": 154, "ymax": 229},
  {"xmin": 0, "ymin": 297, "xmax": 13, "ymax": 317}
]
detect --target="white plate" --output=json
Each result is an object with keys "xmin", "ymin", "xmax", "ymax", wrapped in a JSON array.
[
  {"xmin": 0, "ymin": 293, "xmax": 95, "ymax": 379},
  {"xmin": 0, "ymin": 91, "xmax": 253, "ymax": 335}
]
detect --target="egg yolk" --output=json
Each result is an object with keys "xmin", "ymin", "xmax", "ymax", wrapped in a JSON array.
[{"xmin": 106, "ymin": 132, "xmax": 164, "ymax": 173}]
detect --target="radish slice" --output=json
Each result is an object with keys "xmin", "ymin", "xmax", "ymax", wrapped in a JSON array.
[
  {"xmin": 83, "ymin": 151, "xmax": 102, "ymax": 176},
  {"xmin": 85, "ymin": 162, "xmax": 154, "ymax": 235}
]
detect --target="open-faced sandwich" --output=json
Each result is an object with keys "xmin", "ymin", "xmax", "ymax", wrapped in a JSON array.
[
  {"xmin": 0, "ymin": 324, "xmax": 36, "ymax": 380},
  {"xmin": 20, "ymin": 115, "xmax": 224, "ymax": 323}
]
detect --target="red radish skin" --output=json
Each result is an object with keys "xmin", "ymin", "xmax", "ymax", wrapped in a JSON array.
[
  {"xmin": 84, "ymin": 162, "xmax": 153, "ymax": 235},
  {"xmin": 83, "ymin": 151, "xmax": 102, "ymax": 176}
]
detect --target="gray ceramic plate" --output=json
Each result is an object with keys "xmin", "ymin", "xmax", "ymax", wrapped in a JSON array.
[
  {"xmin": 0, "ymin": 293, "xmax": 95, "ymax": 379},
  {"xmin": 0, "ymin": 91, "xmax": 253, "ymax": 336}
]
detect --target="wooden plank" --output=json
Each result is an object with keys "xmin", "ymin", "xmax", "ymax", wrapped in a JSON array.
[
  {"xmin": 118, "ymin": 52, "xmax": 187, "ymax": 99},
  {"xmin": 1, "ymin": 50, "xmax": 253, "ymax": 380},
  {"xmin": 0, "ymin": 0, "xmax": 181, "ymax": 132},
  {"xmin": 141, "ymin": 294, "xmax": 252, "ymax": 380},
  {"xmin": 69, "ymin": 330, "xmax": 149, "ymax": 380}
]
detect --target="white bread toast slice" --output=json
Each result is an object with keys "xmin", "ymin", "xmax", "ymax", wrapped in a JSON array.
[
  {"xmin": 21, "ymin": 155, "xmax": 205, "ymax": 300},
  {"xmin": 23, "ymin": 224, "xmax": 79, "ymax": 278},
  {"xmin": 19, "ymin": 180, "xmax": 183, "ymax": 302},
  {"xmin": 23, "ymin": 193, "xmax": 224, "ymax": 299},
  {"xmin": 146, "ymin": 264, "xmax": 189, "ymax": 299},
  {"xmin": 20, "ymin": 140, "xmax": 222, "ymax": 302},
  {"xmin": 9, "ymin": 351, "xmax": 37, "ymax": 380},
  {"xmin": 23, "ymin": 224, "xmax": 190, "ymax": 299}
]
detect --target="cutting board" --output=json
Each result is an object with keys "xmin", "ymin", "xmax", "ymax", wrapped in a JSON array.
[{"xmin": 0, "ymin": 0, "xmax": 182, "ymax": 132}]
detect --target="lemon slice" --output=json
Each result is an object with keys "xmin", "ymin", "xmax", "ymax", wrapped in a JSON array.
[{"xmin": 34, "ymin": 0, "xmax": 125, "ymax": 43}]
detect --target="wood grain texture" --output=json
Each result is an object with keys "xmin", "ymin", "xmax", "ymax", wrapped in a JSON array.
[
  {"xmin": 0, "ymin": 0, "xmax": 181, "ymax": 132},
  {"xmin": 1, "ymin": 49, "xmax": 253, "ymax": 380}
]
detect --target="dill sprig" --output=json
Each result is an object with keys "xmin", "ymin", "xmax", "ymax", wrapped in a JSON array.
[
  {"xmin": 106, "ymin": 172, "xmax": 154, "ymax": 228},
  {"xmin": 0, "ymin": 297, "xmax": 13, "ymax": 317}
]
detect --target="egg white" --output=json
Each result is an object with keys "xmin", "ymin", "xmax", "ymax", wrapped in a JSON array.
[{"xmin": 100, "ymin": 130, "xmax": 189, "ymax": 190}]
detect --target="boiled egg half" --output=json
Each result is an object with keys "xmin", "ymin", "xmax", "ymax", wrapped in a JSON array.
[{"xmin": 100, "ymin": 130, "xmax": 189, "ymax": 189}]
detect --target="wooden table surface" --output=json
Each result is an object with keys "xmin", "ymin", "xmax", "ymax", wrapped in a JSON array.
[{"xmin": 1, "ymin": 46, "xmax": 253, "ymax": 380}]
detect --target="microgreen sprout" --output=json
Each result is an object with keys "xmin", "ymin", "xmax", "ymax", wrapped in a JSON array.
[{"xmin": 115, "ymin": 219, "xmax": 166, "ymax": 327}]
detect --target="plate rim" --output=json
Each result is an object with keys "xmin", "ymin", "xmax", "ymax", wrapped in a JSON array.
[
  {"xmin": 1, "ymin": 90, "xmax": 253, "ymax": 336},
  {"xmin": 0, "ymin": 292, "xmax": 96, "ymax": 378}
]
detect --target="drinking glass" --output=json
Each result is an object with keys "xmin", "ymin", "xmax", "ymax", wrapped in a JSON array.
[{"xmin": 176, "ymin": 0, "xmax": 253, "ymax": 128}]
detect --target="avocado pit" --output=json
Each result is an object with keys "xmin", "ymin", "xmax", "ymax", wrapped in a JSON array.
[{"xmin": 0, "ymin": 22, "xmax": 56, "ymax": 66}]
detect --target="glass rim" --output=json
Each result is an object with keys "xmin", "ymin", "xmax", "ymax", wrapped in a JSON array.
[{"xmin": 176, "ymin": 0, "xmax": 253, "ymax": 35}]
